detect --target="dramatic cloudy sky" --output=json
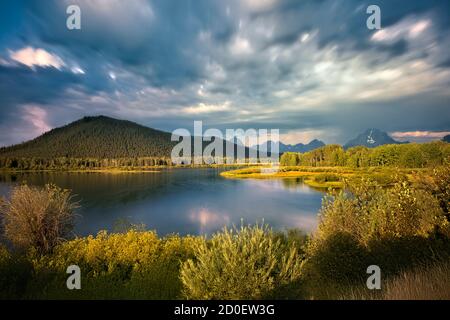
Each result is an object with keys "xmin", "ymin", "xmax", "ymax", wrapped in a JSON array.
[{"xmin": 0, "ymin": 0, "xmax": 449, "ymax": 146}]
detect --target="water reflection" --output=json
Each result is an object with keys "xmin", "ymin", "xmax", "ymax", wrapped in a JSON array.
[{"xmin": 189, "ymin": 208, "xmax": 231, "ymax": 234}]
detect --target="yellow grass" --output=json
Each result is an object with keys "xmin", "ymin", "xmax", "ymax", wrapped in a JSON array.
[
  {"xmin": 342, "ymin": 261, "xmax": 450, "ymax": 300},
  {"xmin": 383, "ymin": 262, "xmax": 450, "ymax": 300}
]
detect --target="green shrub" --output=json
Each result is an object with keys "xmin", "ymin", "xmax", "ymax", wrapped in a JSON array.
[
  {"xmin": 416, "ymin": 164, "xmax": 450, "ymax": 220},
  {"xmin": 367, "ymin": 233, "xmax": 450, "ymax": 276},
  {"xmin": 273, "ymin": 229, "xmax": 308, "ymax": 254},
  {"xmin": 28, "ymin": 230, "xmax": 202, "ymax": 299},
  {"xmin": 316, "ymin": 179, "xmax": 448, "ymax": 244},
  {"xmin": 301, "ymin": 232, "xmax": 369, "ymax": 286},
  {"xmin": 181, "ymin": 224, "xmax": 303, "ymax": 299},
  {"xmin": 302, "ymin": 175, "xmax": 450, "ymax": 297},
  {"xmin": 0, "ymin": 245, "xmax": 33, "ymax": 299},
  {"xmin": 0, "ymin": 184, "xmax": 79, "ymax": 254},
  {"xmin": 314, "ymin": 173, "xmax": 341, "ymax": 183}
]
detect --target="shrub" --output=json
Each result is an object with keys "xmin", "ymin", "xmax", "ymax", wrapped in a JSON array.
[
  {"xmin": 181, "ymin": 224, "xmax": 303, "ymax": 299},
  {"xmin": 29, "ymin": 230, "xmax": 202, "ymax": 299},
  {"xmin": 0, "ymin": 184, "xmax": 78, "ymax": 254},
  {"xmin": 367, "ymin": 233, "xmax": 450, "ymax": 276},
  {"xmin": 372, "ymin": 182, "xmax": 447, "ymax": 238},
  {"xmin": 316, "ymin": 179, "xmax": 449, "ymax": 245},
  {"xmin": 301, "ymin": 232, "xmax": 370, "ymax": 286},
  {"xmin": 415, "ymin": 164, "xmax": 450, "ymax": 220},
  {"xmin": 0, "ymin": 245, "xmax": 33, "ymax": 299},
  {"xmin": 314, "ymin": 173, "xmax": 340, "ymax": 183},
  {"xmin": 303, "ymin": 176, "xmax": 450, "ymax": 296}
]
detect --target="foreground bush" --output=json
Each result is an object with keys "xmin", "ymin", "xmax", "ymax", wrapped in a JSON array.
[
  {"xmin": 0, "ymin": 184, "xmax": 78, "ymax": 253},
  {"xmin": 300, "ymin": 175, "xmax": 450, "ymax": 298},
  {"xmin": 316, "ymin": 179, "xmax": 449, "ymax": 245},
  {"xmin": 300, "ymin": 232, "xmax": 369, "ymax": 286},
  {"xmin": 181, "ymin": 224, "xmax": 303, "ymax": 299},
  {"xmin": 0, "ymin": 245, "xmax": 32, "ymax": 299},
  {"xmin": 29, "ymin": 230, "xmax": 202, "ymax": 299}
]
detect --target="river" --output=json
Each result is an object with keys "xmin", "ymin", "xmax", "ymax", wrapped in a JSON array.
[{"xmin": 0, "ymin": 168, "xmax": 324, "ymax": 236}]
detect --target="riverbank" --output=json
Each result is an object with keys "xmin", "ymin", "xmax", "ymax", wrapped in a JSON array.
[
  {"xmin": 220, "ymin": 166, "xmax": 430, "ymax": 189},
  {"xmin": 0, "ymin": 163, "xmax": 263, "ymax": 174}
]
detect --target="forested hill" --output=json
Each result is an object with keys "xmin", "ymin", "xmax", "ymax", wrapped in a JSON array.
[{"xmin": 0, "ymin": 116, "xmax": 175, "ymax": 159}]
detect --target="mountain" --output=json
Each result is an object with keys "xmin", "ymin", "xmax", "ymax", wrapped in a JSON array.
[
  {"xmin": 344, "ymin": 128, "xmax": 406, "ymax": 149},
  {"xmin": 0, "ymin": 116, "xmax": 175, "ymax": 159},
  {"xmin": 442, "ymin": 135, "xmax": 450, "ymax": 143},
  {"xmin": 0, "ymin": 116, "xmax": 253, "ymax": 160},
  {"xmin": 255, "ymin": 139, "xmax": 326, "ymax": 154}
]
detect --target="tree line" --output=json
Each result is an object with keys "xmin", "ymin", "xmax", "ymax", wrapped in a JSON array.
[
  {"xmin": 280, "ymin": 141, "xmax": 450, "ymax": 168},
  {"xmin": 2, "ymin": 141, "xmax": 449, "ymax": 170},
  {"xmin": 0, "ymin": 157, "xmax": 172, "ymax": 170}
]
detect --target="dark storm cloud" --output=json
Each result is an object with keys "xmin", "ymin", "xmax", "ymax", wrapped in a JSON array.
[
  {"xmin": 22, "ymin": 0, "xmax": 235, "ymax": 88},
  {"xmin": 0, "ymin": 65, "xmax": 79, "ymax": 117}
]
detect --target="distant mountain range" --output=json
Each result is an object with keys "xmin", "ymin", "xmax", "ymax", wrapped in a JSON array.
[
  {"xmin": 255, "ymin": 139, "xmax": 326, "ymax": 154},
  {"xmin": 344, "ymin": 128, "xmax": 407, "ymax": 149}
]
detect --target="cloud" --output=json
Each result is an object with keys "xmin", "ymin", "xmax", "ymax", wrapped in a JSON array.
[
  {"xmin": 229, "ymin": 36, "xmax": 254, "ymax": 55},
  {"xmin": 371, "ymin": 17, "xmax": 431, "ymax": 42},
  {"xmin": 280, "ymin": 129, "xmax": 330, "ymax": 144},
  {"xmin": 390, "ymin": 130, "xmax": 450, "ymax": 142},
  {"xmin": 242, "ymin": 0, "xmax": 279, "ymax": 12},
  {"xmin": 10, "ymin": 47, "xmax": 65, "ymax": 70},
  {"xmin": 22, "ymin": 105, "xmax": 51, "ymax": 135},
  {"xmin": 182, "ymin": 102, "xmax": 231, "ymax": 115},
  {"xmin": 71, "ymin": 66, "xmax": 85, "ymax": 74}
]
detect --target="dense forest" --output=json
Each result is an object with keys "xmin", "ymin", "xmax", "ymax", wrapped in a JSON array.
[
  {"xmin": 280, "ymin": 141, "xmax": 450, "ymax": 168},
  {"xmin": 0, "ymin": 116, "xmax": 175, "ymax": 159},
  {"xmin": 0, "ymin": 157, "xmax": 172, "ymax": 170}
]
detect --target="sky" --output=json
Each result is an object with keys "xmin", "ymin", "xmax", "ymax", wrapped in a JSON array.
[{"xmin": 0, "ymin": 0, "xmax": 449, "ymax": 147}]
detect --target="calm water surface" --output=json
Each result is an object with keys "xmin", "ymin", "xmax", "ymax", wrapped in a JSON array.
[{"xmin": 0, "ymin": 168, "xmax": 324, "ymax": 236}]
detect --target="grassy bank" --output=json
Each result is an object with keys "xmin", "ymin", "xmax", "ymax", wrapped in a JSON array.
[{"xmin": 220, "ymin": 166, "xmax": 425, "ymax": 189}]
